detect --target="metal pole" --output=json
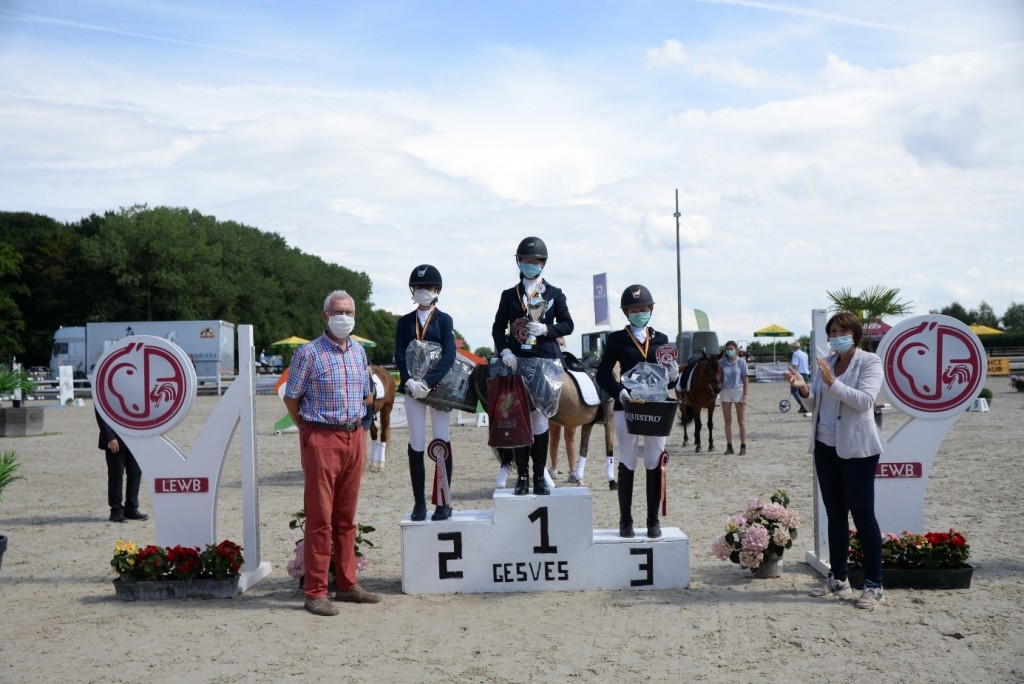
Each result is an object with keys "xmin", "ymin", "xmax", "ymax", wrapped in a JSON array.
[{"xmin": 674, "ymin": 189, "xmax": 682, "ymax": 342}]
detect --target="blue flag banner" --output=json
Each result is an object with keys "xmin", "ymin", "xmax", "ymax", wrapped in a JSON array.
[
  {"xmin": 593, "ymin": 273, "xmax": 609, "ymax": 326},
  {"xmin": 694, "ymin": 309, "xmax": 710, "ymax": 331}
]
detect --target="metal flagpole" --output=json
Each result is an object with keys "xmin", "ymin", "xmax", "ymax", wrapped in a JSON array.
[{"xmin": 674, "ymin": 189, "xmax": 683, "ymax": 345}]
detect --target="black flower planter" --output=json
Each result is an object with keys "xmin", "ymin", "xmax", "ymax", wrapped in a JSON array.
[
  {"xmin": 112, "ymin": 576, "xmax": 239, "ymax": 600},
  {"xmin": 848, "ymin": 565, "xmax": 973, "ymax": 590}
]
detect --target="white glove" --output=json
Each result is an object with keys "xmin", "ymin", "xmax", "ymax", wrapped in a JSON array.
[
  {"xmin": 619, "ymin": 388, "xmax": 632, "ymax": 403},
  {"xmin": 501, "ymin": 348, "xmax": 517, "ymax": 371},
  {"xmin": 405, "ymin": 379, "xmax": 429, "ymax": 399},
  {"xmin": 526, "ymin": 321, "xmax": 546, "ymax": 336},
  {"xmin": 667, "ymin": 365, "xmax": 680, "ymax": 382}
]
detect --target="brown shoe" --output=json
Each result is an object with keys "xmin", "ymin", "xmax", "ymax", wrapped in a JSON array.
[
  {"xmin": 304, "ymin": 597, "xmax": 339, "ymax": 616},
  {"xmin": 334, "ymin": 585, "xmax": 381, "ymax": 604}
]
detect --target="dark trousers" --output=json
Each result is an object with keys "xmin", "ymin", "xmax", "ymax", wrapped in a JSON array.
[
  {"xmin": 106, "ymin": 448, "xmax": 143, "ymax": 515},
  {"xmin": 814, "ymin": 440, "xmax": 882, "ymax": 586}
]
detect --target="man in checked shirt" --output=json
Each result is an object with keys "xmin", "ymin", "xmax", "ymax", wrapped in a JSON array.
[{"xmin": 284, "ymin": 289, "xmax": 380, "ymax": 616}]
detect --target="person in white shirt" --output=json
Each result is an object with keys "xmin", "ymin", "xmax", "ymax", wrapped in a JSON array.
[{"xmin": 788, "ymin": 341, "xmax": 810, "ymax": 414}]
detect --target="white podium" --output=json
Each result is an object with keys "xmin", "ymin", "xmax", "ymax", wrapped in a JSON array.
[{"xmin": 400, "ymin": 487, "xmax": 689, "ymax": 594}]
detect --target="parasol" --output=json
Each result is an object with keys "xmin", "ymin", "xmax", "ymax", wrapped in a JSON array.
[
  {"xmin": 753, "ymin": 324, "xmax": 794, "ymax": 363},
  {"xmin": 271, "ymin": 335, "xmax": 309, "ymax": 346}
]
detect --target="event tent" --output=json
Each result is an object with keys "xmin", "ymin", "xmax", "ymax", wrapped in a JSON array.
[
  {"xmin": 969, "ymin": 323, "xmax": 1004, "ymax": 336},
  {"xmin": 753, "ymin": 324, "xmax": 793, "ymax": 363}
]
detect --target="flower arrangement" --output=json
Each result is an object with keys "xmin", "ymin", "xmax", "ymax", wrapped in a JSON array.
[
  {"xmin": 848, "ymin": 529, "xmax": 970, "ymax": 569},
  {"xmin": 111, "ymin": 539, "xmax": 244, "ymax": 582},
  {"xmin": 1010, "ymin": 375, "xmax": 1024, "ymax": 392},
  {"xmin": 286, "ymin": 510, "xmax": 375, "ymax": 582},
  {"xmin": 711, "ymin": 489, "xmax": 800, "ymax": 572}
]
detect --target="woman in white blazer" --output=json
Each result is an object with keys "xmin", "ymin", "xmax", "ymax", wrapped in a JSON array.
[{"xmin": 785, "ymin": 312, "xmax": 886, "ymax": 610}]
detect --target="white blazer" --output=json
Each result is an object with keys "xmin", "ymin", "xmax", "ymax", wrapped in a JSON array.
[{"xmin": 799, "ymin": 347, "xmax": 885, "ymax": 459}]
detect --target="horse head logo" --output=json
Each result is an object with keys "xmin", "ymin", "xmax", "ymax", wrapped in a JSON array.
[
  {"xmin": 96, "ymin": 339, "xmax": 191, "ymax": 433},
  {"xmin": 884, "ymin": 319, "xmax": 983, "ymax": 415}
]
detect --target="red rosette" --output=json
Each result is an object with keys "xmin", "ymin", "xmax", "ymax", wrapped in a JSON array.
[
  {"xmin": 427, "ymin": 438, "xmax": 451, "ymax": 462},
  {"xmin": 511, "ymin": 317, "xmax": 530, "ymax": 343}
]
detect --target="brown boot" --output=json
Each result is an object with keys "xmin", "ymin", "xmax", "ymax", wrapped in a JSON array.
[
  {"xmin": 304, "ymin": 597, "xmax": 339, "ymax": 616},
  {"xmin": 334, "ymin": 584, "xmax": 381, "ymax": 604}
]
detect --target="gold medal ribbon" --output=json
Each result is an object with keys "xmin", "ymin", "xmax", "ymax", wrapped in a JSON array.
[{"xmin": 415, "ymin": 308, "xmax": 435, "ymax": 341}]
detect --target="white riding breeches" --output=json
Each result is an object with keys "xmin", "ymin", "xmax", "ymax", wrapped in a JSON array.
[
  {"xmin": 613, "ymin": 411, "xmax": 666, "ymax": 471},
  {"xmin": 404, "ymin": 394, "xmax": 451, "ymax": 451}
]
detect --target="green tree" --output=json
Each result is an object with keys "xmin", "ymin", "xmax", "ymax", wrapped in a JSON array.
[
  {"xmin": 1002, "ymin": 302, "xmax": 1024, "ymax": 332},
  {"xmin": 0, "ymin": 241, "xmax": 27, "ymax": 359},
  {"xmin": 930, "ymin": 302, "xmax": 971, "ymax": 324},
  {"xmin": 474, "ymin": 346, "xmax": 494, "ymax": 360},
  {"xmin": 826, "ymin": 285, "xmax": 914, "ymax": 347},
  {"xmin": 78, "ymin": 205, "xmax": 224, "ymax": 321},
  {"xmin": 970, "ymin": 301, "xmax": 999, "ymax": 328}
]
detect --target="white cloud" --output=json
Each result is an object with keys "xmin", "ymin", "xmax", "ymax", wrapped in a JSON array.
[{"xmin": 1, "ymin": 4, "xmax": 1021, "ymax": 351}]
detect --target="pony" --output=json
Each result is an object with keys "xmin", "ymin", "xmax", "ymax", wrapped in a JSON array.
[
  {"xmin": 366, "ymin": 365, "xmax": 396, "ymax": 472},
  {"xmin": 675, "ymin": 352, "xmax": 723, "ymax": 453},
  {"xmin": 469, "ymin": 357, "xmax": 617, "ymax": 489}
]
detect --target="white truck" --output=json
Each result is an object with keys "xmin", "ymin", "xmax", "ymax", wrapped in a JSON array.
[{"xmin": 50, "ymin": 320, "xmax": 236, "ymax": 382}]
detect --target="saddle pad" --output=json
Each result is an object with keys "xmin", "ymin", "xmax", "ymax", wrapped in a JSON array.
[
  {"xmin": 566, "ymin": 368, "xmax": 600, "ymax": 406},
  {"xmin": 371, "ymin": 372, "xmax": 385, "ymax": 400}
]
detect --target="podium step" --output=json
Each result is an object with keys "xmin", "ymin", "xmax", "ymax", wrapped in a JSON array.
[{"xmin": 400, "ymin": 487, "xmax": 689, "ymax": 594}]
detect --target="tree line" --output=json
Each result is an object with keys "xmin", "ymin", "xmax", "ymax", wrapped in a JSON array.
[{"xmin": 1, "ymin": 206, "xmax": 410, "ymax": 368}]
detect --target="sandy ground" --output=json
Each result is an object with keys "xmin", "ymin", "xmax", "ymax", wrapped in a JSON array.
[{"xmin": 1, "ymin": 379, "xmax": 1022, "ymax": 683}]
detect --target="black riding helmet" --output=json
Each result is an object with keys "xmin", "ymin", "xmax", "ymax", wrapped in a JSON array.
[
  {"xmin": 515, "ymin": 236, "xmax": 548, "ymax": 260},
  {"xmin": 620, "ymin": 284, "xmax": 655, "ymax": 309},
  {"xmin": 409, "ymin": 264, "xmax": 443, "ymax": 289}
]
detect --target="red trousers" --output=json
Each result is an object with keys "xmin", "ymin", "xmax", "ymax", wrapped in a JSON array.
[{"xmin": 300, "ymin": 425, "xmax": 365, "ymax": 599}]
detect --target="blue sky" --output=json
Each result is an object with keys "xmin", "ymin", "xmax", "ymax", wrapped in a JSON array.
[{"xmin": 2, "ymin": 1, "xmax": 1022, "ymax": 354}]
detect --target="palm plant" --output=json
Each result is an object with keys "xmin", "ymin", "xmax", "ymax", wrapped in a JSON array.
[
  {"xmin": 826, "ymin": 285, "xmax": 913, "ymax": 348},
  {"xmin": 0, "ymin": 368, "xmax": 37, "ymax": 407},
  {"xmin": 0, "ymin": 451, "xmax": 22, "ymax": 503}
]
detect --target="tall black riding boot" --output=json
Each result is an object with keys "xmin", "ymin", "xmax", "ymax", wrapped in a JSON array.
[
  {"xmin": 407, "ymin": 445, "xmax": 427, "ymax": 521},
  {"xmin": 531, "ymin": 431, "xmax": 551, "ymax": 495},
  {"xmin": 431, "ymin": 447, "xmax": 454, "ymax": 521},
  {"xmin": 617, "ymin": 464, "xmax": 635, "ymax": 538},
  {"xmin": 514, "ymin": 447, "xmax": 531, "ymax": 495},
  {"xmin": 645, "ymin": 467, "xmax": 663, "ymax": 538}
]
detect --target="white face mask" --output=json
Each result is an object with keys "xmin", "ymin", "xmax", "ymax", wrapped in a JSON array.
[
  {"xmin": 411, "ymin": 289, "xmax": 438, "ymax": 307},
  {"xmin": 328, "ymin": 314, "xmax": 355, "ymax": 338}
]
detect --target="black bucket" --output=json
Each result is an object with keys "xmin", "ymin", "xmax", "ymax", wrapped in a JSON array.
[{"xmin": 624, "ymin": 400, "xmax": 678, "ymax": 437}]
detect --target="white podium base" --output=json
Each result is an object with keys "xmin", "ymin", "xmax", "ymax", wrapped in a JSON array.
[{"xmin": 400, "ymin": 487, "xmax": 689, "ymax": 594}]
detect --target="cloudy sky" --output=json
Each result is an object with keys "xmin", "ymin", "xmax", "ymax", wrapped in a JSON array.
[{"xmin": 1, "ymin": 1, "xmax": 1022, "ymax": 354}]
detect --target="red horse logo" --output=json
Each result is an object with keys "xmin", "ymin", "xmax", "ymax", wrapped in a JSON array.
[
  {"xmin": 884, "ymin": 321, "xmax": 982, "ymax": 414},
  {"xmin": 96, "ymin": 341, "xmax": 189, "ymax": 432}
]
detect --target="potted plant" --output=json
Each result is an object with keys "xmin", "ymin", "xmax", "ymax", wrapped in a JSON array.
[
  {"xmin": 1010, "ymin": 375, "xmax": 1024, "ymax": 392},
  {"xmin": 977, "ymin": 387, "xmax": 993, "ymax": 406},
  {"xmin": 0, "ymin": 368, "xmax": 43, "ymax": 437},
  {"xmin": 0, "ymin": 450, "xmax": 23, "ymax": 575},
  {"xmin": 847, "ymin": 528, "xmax": 972, "ymax": 589},
  {"xmin": 711, "ymin": 489, "xmax": 801, "ymax": 578},
  {"xmin": 110, "ymin": 538, "xmax": 245, "ymax": 600},
  {"xmin": 286, "ymin": 509, "xmax": 374, "ymax": 587}
]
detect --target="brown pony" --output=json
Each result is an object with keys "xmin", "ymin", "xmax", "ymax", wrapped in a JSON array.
[
  {"xmin": 675, "ymin": 353, "xmax": 723, "ymax": 453},
  {"xmin": 469, "ymin": 359, "xmax": 616, "ymax": 488},
  {"xmin": 366, "ymin": 365, "xmax": 396, "ymax": 472}
]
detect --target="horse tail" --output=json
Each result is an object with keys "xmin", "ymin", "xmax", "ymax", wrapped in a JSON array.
[{"xmin": 683, "ymin": 402, "xmax": 696, "ymax": 427}]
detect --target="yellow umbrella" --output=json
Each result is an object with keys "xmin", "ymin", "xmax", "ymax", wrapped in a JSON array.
[
  {"xmin": 753, "ymin": 324, "xmax": 794, "ymax": 363},
  {"xmin": 272, "ymin": 335, "xmax": 309, "ymax": 346},
  {"xmin": 969, "ymin": 324, "xmax": 1003, "ymax": 336},
  {"xmin": 753, "ymin": 324, "xmax": 794, "ymax": 337},
  {"xmin": 351, "ymin": 334, "xmax": 376, "ymax": 349}
]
